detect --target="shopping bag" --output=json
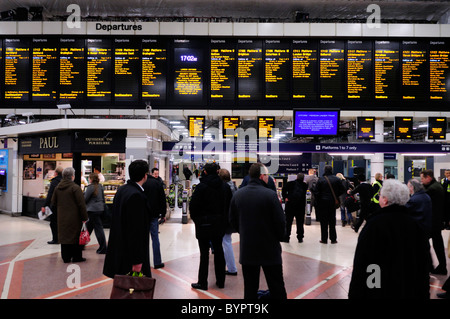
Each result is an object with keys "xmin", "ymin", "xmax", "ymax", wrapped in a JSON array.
[
  {"xmin": 79, "ymin": 221, "xmax": 90, "ymax": 245},
  {"xmin": 110, "ymin": 272, "xmax": 156, "ymax": 299}
]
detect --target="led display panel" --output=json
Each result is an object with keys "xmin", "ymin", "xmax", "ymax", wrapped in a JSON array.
[
  {"xmin": 188, "ymin": 116, "xmax": 205, "ymax": 138},
  {"xmin": 173, "ymin": 41, "xmax": 205, "ymax": 105},
  {"xmin": 87, "ymin": 38, "xmax": 112, "ymax": 102},
  {"xmin": 375, "ymin": 40, "xmax": 400, "ymax": 101},
  {"xmin": 402, "ymin": 41, "xmax": 427, "ymax": 101},
  {"xmin": 428, "ymin": 117, "xmax": 447, "ymax": 140},
  {"xmin": 4, "ymin": 38, "xmax": 30, "ymax": 102},
  {"xmin": 347, "ymin": 40, "xmax": 372, "ymax": 101},
  {"xmin": 222, "ymin": 116, "xmax": 240, "ymax": 138},
  {"xmin": 238, "ymin": 39, "xmax": 263, "ymax": 105},
  {"xmin": 32, "ymin": 38, "xmax": 58, "ymax": 102},
  {"xmin": 394, "ymin": 116, "xmax": 413, "ymax": 139},
  {"xmin": 319, "ymin": 40, "xmax": 345, "ymax": 100},
  {"xmin": 210, "ymin": 39, "xmax": 235, "ymax": 106},
  {"xmin": 357, "ymin": 117, "xmax": 375, "ymax": 139},
  {"xmin": 429, "ymin": 40, "xmax": 450, "ymax": 101},
  {"xmin": 141, "ymin": 38, "xmax": 167, "ymax": 105},
  {"xmin": 114, "ymin": 38, "xmax": 140, "ymax": 102},
  {"xmin": 265, "ymin": 39, "xmax": 290, "ymax": 103},
  {"xmin": 258, "ymin": 116, "xmax": 275, "ymax": 138},
  {"xmin": 292, "ymin": 39, "xmax": 318, "ymax": 102},
  {"xmin": 293, "ymin": 109, "xmax": 340, "ymax": 137},
  {"xmin": 59, "ymin": 38, "xmax": 85, "ymax": 102}
]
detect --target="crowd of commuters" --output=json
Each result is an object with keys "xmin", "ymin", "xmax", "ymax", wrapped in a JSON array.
[{"xmin": 43, "ymin": 160, "xmax": 449, "ymax": 299}]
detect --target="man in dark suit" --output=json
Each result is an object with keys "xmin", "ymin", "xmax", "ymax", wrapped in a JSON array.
[
  {"xmin": 42, "ymin": 166, "xmax": 63, "ymax": 244},
  {"xmin": 230, "ymin": 163, "xmax": 287, "ymax": 299},
  {"xmin": 312, "ymin": 165, "xmax": 345, "ymax": 244},
  {"xmin": 189, "ymin": 162, "xmax": 232, "ymax": 291},
  {"xmin": 348, "ymin": 174, "xmax": 375, "ymax": 233},
  {"xmin": 282, "ymin": 173, "xmax": 307, "ymax": 243},
  {"xmin": 103, "ymin": 160, "xmax": 152, "ymax": 278}
]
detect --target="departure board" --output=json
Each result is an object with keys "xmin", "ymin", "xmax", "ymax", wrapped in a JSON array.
[
  {"xmin": 265, "ymin": 40, "xmax": 289, "ymax": 102},
  {"xmin": 319, "ymin": 40, "xmax": 345, "ymax": 100},
  {"xmin": 142, "ymin": 39, "xmax": 167, "ymax": 104},
  {"xmin": 347, "ymin": 40, "xmax": 372, "ymax": 101},
  {"xmin": 357, "ymin": 117, "xmax": 375, "ymax": 139},
  {"xmin": 59, "ymin": 38, "xmax": 85, "ymax": 101},
  {"xmin": 32, "ymin": 38, "xmax": 58, "ymax": 102},
  {"xmin": 292, "ymin": 40, "xmax": 317, "ymax": 101},
  {"xmin": 4, "ymin": 38, "xmax": 30, "ymax": 101},
  {"xmin": 87, "ymin": 39, "xmax": 112, "ymax": 102},
  {"xmin": 188, "ymin": 116, "xmax": 205, "ymax": 137},
  {"xmin": 429, "ymin": 40, "xmax": 450, "ymax": 101},
  {"xmin": 173, "ymin": 44, "xmax": 204, "ymax": 105},
  {"xmin": 210, "ymin": 39, "xmax": 235, "ymax": 105},
  {"xmin": 258, "ymin": 116, "xmax": 275, "ymax": 138},
  {"xmin": 402, "ymin": 41, "xmax": 427, "ymax": 101},
  {"xmin": 394, "ymin": 116, "xmax": 413, "ymax": 139},
  {"xmin": 375, "ymin": 41, "xmax": 400, "ymax": 100},
  {"xmin": 428, "ymin": 117, "xmax": 447, "ymax": 140},
  {"xmin": 238, "ymin": 39, "xmax": 263, "ymax": 104},
  {"xmin": 223, "ymin": 116, "xmax": 240, "ymax": 138},
  {"xmin": 114, "ymin": 38, "xmax": 139, "ymax": 102}
]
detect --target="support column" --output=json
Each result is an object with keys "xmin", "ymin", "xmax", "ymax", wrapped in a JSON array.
[{"xmin": 370, "ymin": 120, "xmax": 384, "ymax": 183}]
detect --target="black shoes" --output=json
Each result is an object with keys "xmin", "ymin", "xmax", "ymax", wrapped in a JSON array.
[
  {"xmin": 437, "ymin": 292, "xmax": 450, "ymax": 299},
  {"xmin": 154, "ymin": 263, "xmax": 165, "ymax": 269},
  {"xmin": 431, "ymin": 266, "xmax": 448, "ymax": 275},
  {"xmin": 226, "ymin": 271, "xmax": 237, "ymax": 276},
  {"xmin": 191, "ymin": 283, "xmax": 208, "ymax": 291},
  {"xmin": 47, "ymin": 240, "xmax": 58, "ymax": 244}
]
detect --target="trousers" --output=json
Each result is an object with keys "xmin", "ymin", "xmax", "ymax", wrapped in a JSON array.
[
  {"xmin": 196, "ymin": 236, "xmax": 225, "ymax": 287},
  {"xmin": 242, "ymin": 264, "xmax": 287, "ymax": 299}
]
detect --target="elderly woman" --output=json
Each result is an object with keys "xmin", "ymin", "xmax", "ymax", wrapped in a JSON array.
[
  {"xmin": 348, "ymin": 179, "xmax": 430, "ymax": 299},
  {"xmin": 51, "ymin": 167, "xmax": 88, "ymax": 263}
]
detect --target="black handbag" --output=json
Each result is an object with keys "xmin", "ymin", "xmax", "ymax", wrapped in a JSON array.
[{"xmin": 110, "ymin": 272, "xmax": 156, "ymax": 299}]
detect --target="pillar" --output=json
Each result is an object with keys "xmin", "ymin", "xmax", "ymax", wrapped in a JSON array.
[{"xmin": 371, "ymin": 120, "xmax": 384, "ymax": 183}]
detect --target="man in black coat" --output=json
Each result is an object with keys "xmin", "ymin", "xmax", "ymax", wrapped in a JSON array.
[
  {"xmin": 421, "ymin": 169, "xmax": 447, "ymax": 275},
  {"xmin": 230, "ymin": 163, "xmax": 287, "ymax": 299},
  {"xmin": 42, "ymin": 166, "xmax": 63, "ymax": 244},
  {"xmin": 143, "ymin": 169, "xmax": 167, "ymax": 269},
  {"xmin": 103, "ymin": 160, "xmax": 152, "ymax": 278},
  {"xmin": 282, "ymin": 173, "xmax": 307, "ymax": 243},
  {"xmin": 189, "ymin": 162, "xmax": 232, "ymax": 291},
  {"xmin": 348, "ymin": 174, "xmax": 375, "ymax": 233},
  {"xmin": 312, "ymin": 165, "xmax": 345, "ymax": 243}
]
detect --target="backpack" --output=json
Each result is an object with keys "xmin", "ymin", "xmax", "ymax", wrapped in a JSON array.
[{"xmin": 344, "ymin": 194, "xmax": 360, "ymax": 212}]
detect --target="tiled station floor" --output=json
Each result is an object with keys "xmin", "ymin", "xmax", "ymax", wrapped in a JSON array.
[{"xmin": 0, "ymin": 211, "xmax": 448, "ymax": 300}]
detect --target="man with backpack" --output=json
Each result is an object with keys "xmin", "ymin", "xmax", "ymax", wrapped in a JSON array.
[{"xmin": 282, "ymin": 173, "xmax": 307, "ymax": 243}]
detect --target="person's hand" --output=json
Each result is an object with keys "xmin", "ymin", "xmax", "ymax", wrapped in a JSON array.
[{"xmin": 132, "ymin": 264, "xmax": 142, "ymax": 273}]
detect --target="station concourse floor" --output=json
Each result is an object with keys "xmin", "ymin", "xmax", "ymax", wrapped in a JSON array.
[{"xmin": 0, "ymin": 209, "xmax": 449, "ymax": 301}]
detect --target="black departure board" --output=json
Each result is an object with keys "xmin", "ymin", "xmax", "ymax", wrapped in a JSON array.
[
  {"xmin": 429, "ymin": 40, "xmax": 450, "ymax": 101},
  {"xmin": 87, "ymin": 38, "xmax": 112, "ymax": 102},
  {"xmin": 188, "ymin": 116, "xmax": 205, "ymax": 137},
  {"xmin": 223, "ymin": 116, "xmax": 240, "ymax": 138},
  {"xmin": 32, "ymin": 38, "xmax": 58, "ymax": 102},
  {"xmin": 402, "ymin": 41, "xmax": 427, "ymax": 101},
  {"xmin": 428, "ymin": 117, "xmax": 447, "ymax": 140},
  {"xmin": 347, "ymin": 40, "xmax": 372, "ymax": 101},
  {"xmin": 319, "ymin": 40, "xmax": 345, "ymax": 100},
  {"xmin": 375, "ymin": 41, "xmax": 400, "ymax": 101},
  {"xmin": 394, "ymin": 116, "xmax": 413, "ymax": 139},
  {"xmin": 59, "ymin": 38, "xmax": 85, "ymax": 101},
  {"xmin": 357, "ymin": 117, "xmax": 375, "ymax": 139},
  {"xmin": 292, "ymin": 39, "xmax": 317, "ymax": 101},
  {"xmin": 4, "ymin": 38, "xmax": 30, "ymax": 101},
  {"xmin": 265, "ymin": 40, "xmax": 289, "ymax": 102},
  {"xmin": 258, "ymin": 116, "xmax": 275, "ymax": 138},
  {"xmin": 210, "ymin": 39, "xmax": 235, "ymax": 105},
  {"xmin": 141, "ymin": 39, "xmax": 167, "ymax": 104},
  {"xmin": 173, "ymin": 42, "xmax": 204, "ymax": 105},
  {"xmin": 114, "ymin": 38, "xmax": 139, "ymax": 102},
  {"xmin": 238, "ymin": 39, "xmax": 263, "ymax": 104}
]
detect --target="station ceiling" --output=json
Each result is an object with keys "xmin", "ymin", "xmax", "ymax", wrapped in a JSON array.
[{"xmin": 0, "ymin": 0, "xmax": 449, "ymax": 24}]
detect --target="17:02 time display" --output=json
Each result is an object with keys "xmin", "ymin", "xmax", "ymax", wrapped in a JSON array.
[{"xmin": 180, "ymin": 55, "xmax": 198, "ymax": 62}]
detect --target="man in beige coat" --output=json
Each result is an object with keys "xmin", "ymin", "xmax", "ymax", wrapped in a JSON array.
[{"xmin": 51, "ymin": 167, "xmax": 88, "ymax": 263}]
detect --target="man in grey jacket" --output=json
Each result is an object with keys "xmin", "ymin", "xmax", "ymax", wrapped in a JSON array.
[{"xmin": 230, "ymin": 163, "xmax": 287, "ymax": 299}]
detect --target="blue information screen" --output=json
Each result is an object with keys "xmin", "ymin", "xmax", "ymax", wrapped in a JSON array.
[{"xmin": 293, "ymin": 109, "xmax": 339, "ymax": 136}]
